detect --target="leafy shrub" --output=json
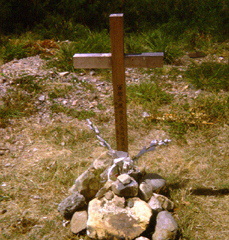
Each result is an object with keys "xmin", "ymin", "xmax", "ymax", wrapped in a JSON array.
[{"xmin": 185, "ymin": 62, "xmax": 229, "ymax": 91}]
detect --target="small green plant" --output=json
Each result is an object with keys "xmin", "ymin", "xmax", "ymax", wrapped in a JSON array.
[
  {"xmin": 1, "ymin": 41, "xmax": 29, "ymax": 63},
  {"xmin": 185, "ymin": 62, "xmax": 229, "ymax": 92},
  {"xmin": 167, "ymin": 121, "xmax": 189, "ymax": 139}
]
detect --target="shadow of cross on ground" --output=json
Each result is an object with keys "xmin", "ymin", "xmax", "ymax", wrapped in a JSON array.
[{"xmin": 73, "ymin": 13, "xmax": 164, "ymax": 152}]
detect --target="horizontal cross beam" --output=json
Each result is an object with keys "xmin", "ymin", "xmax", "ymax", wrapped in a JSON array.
[{"xmin": 73, "ymin": 52, "xmax": 164, "ymax": 69}]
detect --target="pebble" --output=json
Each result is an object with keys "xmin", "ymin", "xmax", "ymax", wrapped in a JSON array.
[
  {"xmin": 59, "ymin": 71, "xmax": 69, "ymax": 77},
  {"xmin": 38, "ymin": 95, "xmax": 46, "ymax": 101}
]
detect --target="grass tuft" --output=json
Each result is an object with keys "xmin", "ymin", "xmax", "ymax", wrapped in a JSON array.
[
  {"xmin": 127, "ymin": 80, "xmax": 173, "ymax": 109},
  {"xmin": 185, "ymin": 62, "xmax": 229, "ymax": 92}
]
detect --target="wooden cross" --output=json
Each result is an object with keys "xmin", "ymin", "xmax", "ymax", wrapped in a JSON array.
[{"xmin": 73, "ymin": 14, "xmax": 163, "ymax": 152}]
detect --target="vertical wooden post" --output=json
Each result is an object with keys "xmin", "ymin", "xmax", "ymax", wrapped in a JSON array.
[{"xmin": 109, "ymin": 14, "xmax": 128, "ymax": 152}]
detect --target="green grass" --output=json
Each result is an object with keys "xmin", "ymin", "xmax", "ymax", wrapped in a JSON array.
[
  {"xmin": 127, "ymin": 80, "xmax": 173, "ymax": 109},
  {"xmin": 185, "ymin": 62, "xmax": 229, "ymax": 92},
  {"xmin": 47, "ymin": 30, "xmax": 110, "ymax": 71}
]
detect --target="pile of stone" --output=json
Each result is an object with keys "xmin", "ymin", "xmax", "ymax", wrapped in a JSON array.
[{"xmin": 58, "ymin": 147, "xmax": 178, "ymax": 240}]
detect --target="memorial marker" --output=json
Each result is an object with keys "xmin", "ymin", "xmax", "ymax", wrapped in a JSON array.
[{"xmin": 73, "ymin": 14, "xmax": 163, "ymax": 152}]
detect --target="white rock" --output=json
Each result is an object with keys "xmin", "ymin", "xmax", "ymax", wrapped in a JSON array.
[
  {"xmin": 87, "ymin": 196, "xmax": 152, "ymax": 240},
  {"xmin": 59, "ymin": 71, "xmax": 69, "ymax": 77},
  {"xmin": 135, "ymin": 237, "xmax": 150, "ymax": 240},
  {"xmin": 117, "ymin": 173, "xmax": 132, "ymax": 185}
]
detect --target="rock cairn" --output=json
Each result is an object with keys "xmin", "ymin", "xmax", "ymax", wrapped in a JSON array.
[{"xmin": 58, "ymin": 120, "xmax": 178, "ymax": 240}]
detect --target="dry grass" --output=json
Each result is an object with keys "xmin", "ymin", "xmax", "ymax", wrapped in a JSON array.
[{"xmin": 1, "ymin": 55, "xmax": 229, "ymax": 239}]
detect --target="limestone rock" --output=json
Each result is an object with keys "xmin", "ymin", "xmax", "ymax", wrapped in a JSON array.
[
  {"xmin": 87, "ymin": 196, "xmax": 152, "ymax": 240},
  {"xmin": 148, "ymin": 195, "xmax": 163, "ymax": 212},
  {"xmin": 139, "ymin": 173, "xmax": 166, "ymax": 201},
  {"xmin": 152, "ymin": 211, "xmax": 178, "ymax": 240},
  {"xmin": 95, "ymin": 180, "xmax": 113, "ymax": 199},
  {"xmin": 70, "ymin": 210, "xmax": 88, "ymax": 234},
  {"xmin": 69, "ymin": 151, "xmax": 113, "ymax": 200},
  {"xmin": 58, "ymin": 192, "xmax": 86, "ymax": 219},
  {"xmin": 153, "ymin": 193, "xmax": 175, "ymax": 211},
  {"xmin": 111, "ymin": 174, "xmax": 138, "ymax": 197},
  {"xmin": 104, "ymin": 190, "xmax": 114, "ymax": 200},
  {"xmin": 117, "ymin": 173, "xmax": 132, "ymax": 185}
]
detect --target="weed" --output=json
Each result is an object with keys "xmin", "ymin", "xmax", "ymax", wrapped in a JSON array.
[{"xmin": 185, "ymin": 62, "xmax": 229, "ymax": 92}]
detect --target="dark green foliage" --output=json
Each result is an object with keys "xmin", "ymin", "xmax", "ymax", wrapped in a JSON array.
[
  {"xmin": 185, "ymin": 62, "xmax": 229, "ymax": 92},
  {"xmin": 0, "ymin": 0, "xmax": 228, "ymax": 40}
]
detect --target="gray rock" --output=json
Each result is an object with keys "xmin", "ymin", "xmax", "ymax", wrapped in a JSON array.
[
  {"xmin": 95, "ymin": 180, "xmax": 113, "ymax": 199},
  {"xmin": 152, "ymin": 211, "xmax": 178, "ymax": 240},
  {"xmin": 139, "ymin": 173, "xmax": 166, "ymax": 201},
  {"xmin": 153, "ymin": 193, "xmax": 175, "ymax": 211},
  {"xmin": 111, "ymin": 175, "xmax": 138, "ymax": 197},
  {"xmin": 69, "ymin": 151, "xmax": 113, "ymax": 200},
  {"xmin": 148, "ymin": 195, "xmax": 163, "ymax": 212},
  {"xmin": 87, "ymin": 196, "xmax": 152, "ymax": 240},
  {"xmin": 139, "ymin": 181, "xmax": 154, "ymax": 202},
  {"xmin": 58, "ymin": 192, "xmax": 86, "ymax": 219},
  {"xmin": 70, "ymin": 210, "xmax": 88, "ymax": 234}
]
